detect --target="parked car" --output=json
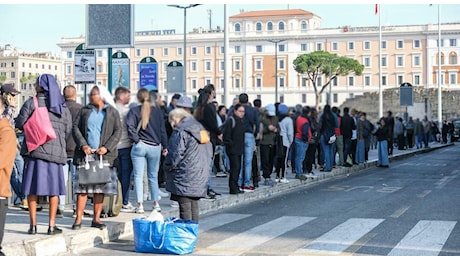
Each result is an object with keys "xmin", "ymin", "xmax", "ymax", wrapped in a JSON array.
[{"xmin": 451, "ymin": 119, "xmax": 460, "ymax": 142}]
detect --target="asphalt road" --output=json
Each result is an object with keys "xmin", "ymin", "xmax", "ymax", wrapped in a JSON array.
[{"xmin": 73, "ymin": 144, "xmax": 460, "ymax": 256}]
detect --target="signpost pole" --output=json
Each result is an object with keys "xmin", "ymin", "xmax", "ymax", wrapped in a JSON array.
[{"xmin": 108, "ymin": 48, "xmax": 112, "ymax": 93}]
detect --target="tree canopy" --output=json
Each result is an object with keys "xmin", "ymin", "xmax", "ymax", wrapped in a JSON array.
[{"xmin": 293, "ymin": 50, "xmax": 364, "ymax": 109}]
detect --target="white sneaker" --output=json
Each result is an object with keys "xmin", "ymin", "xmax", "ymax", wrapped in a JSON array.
[
  {"xmin": 153, "ymin": 204, "xmax": 161, "ymax": 212},
  {"xmin": 158, "ymin": 189, "xmax": 169, "ymax": 198},
  {"xmin": 135, "ymin": 206, "xmax": 145, "ymax": 214},
  {"xmin": 120, "ymin": 202, "xmax": 135, "ymax": 212},
  {"xmin": 170, "ymin": 201, "xmax": 179, "ymax": 208},
  {"xmin": 279, "ymin": 178, "xmax": 289, "ymax": 183}
]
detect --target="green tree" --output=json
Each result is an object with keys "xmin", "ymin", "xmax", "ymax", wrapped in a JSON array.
[
  {"xmin": 0, "ymin": 75, "xmax": 6, "ymax": 85},
  {"xmin": 293, "ymin": 50, "xmax": 364, "ymax": 109}
]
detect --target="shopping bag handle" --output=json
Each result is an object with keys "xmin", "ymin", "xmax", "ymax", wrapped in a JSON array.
[
  {"xmin": 149, "ymin": 217, "xmax": 178, "ymax": 250},
  {"xmin": 84, "ymin": 154, "xmax": 104, "ymax": 169}
]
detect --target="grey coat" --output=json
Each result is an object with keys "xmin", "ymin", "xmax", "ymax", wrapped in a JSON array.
[
  {"xmin": 15, "ymin": 94, "xmax": 72, "ymax": 165},
  {"xmin": 72, "ymin": 104, "xmax": 121, "ymax": 167},
  {"xmin": 164, "ymin": 116, "xmax": 212, "ymax": 198}
]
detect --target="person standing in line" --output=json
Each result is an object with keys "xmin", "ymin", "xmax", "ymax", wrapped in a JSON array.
[
  {"xmin": 193, "ymin": 84, "xmax": 222, "ymax": 199},
  {"xmin": 16, "ymin": 74, "xmax": 72, "ymax": 235},
  {"xmin": 374, "ymin": 117, "xmax": 390, "ymax": 168},
  {"xmin": 293, "ymin": 106, "xmax": 311, "ymax": 180},
  {"xmin": 237, "ymin": 93, "xmax": 259, "ymax": 192},
  {"xmin": 355, "ymin": 112, "xmax": 366, "ymax": 164},
  {"xmin": 167, "ymin": 93, "xmax": 181, "ymax": 113},
  {"xmin": 394, "ymin": 117, "xmax": 405, "ymax": 150},
  {"xmin": 384, "ymin": 110, "xmax": 395, "ymax": 155},
  {"xmin": 340, "ymin": 107, "xmax": 355, "ymax": 167},
  {"xmin": 0, "ymin": 84, "xmax": 33, "ymax": 211},
  {"xmin": 113, "ymin": 86, "xmax": 135, "ymax": 213},
  {"xmin": 304, "ymin": 107, "xmax": 320, "ymax": 177},
  {"xmin": 360, "ymin": 112, "xmax": 374, "ymax": 162},
  {"xmin": 211, "ymin": 100, "xmax": 227, "ymax": 178},
  {"xmin": 275, "ymin": 104, "xmax": 293, "ymax": 183},
  {"xmin": 217, "ymin": 105, "xmax": 230, "ymax": 175},
  {"xmin": 259, "ymin": 104, "xmax": 280, "ymax": 186},
  {"xmin": 0, "ymin": 94, "xmax": 20, "ymax": 255},
  {"xmin": 126, "ymin": 88, "xmax": 168, "ymax": 214},
  {"xmin": 421, "ymin": 115, "xmax": 431, "ymax": 148},
  {"xmin": 414, "ymin": 117, "xmax": 424, "ymax": 149},
  {"xmin": 61, "ymin": 85, "xmax": 85, "ymax": 218},
  {"xmin": 331, "ymin": 107, "xmax": 343, "ymax": 167},
  {"xmin": 164, "ymin": 108, "xmax": 212, "ymax": 222},
  {"xmin": 72, "ymin": 85, "xmax": 121, "ymax": 230},
  {"xmin": 222, "ymin": 104, "xmax": 246, "ymax": 194},
  {"xmin": 405, "ymin": 116, "xmax": 415, "ymax": 149},
  {"xmin": 318, "ymin": 105, "xmax": 338, "ymax": 172},
  {"xmin": 350, "ymin": 108, "xmax": 359, "ymax": 165}
]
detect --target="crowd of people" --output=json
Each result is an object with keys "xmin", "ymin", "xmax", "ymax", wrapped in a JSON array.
[{"xmin": 0, "ymin": 77, "xmax": 452, "ymax": 255}]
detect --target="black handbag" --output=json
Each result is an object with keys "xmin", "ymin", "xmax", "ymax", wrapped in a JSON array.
[{"xmin": 77, "ymin": 154, "xmax": 112, "ymax": 185}]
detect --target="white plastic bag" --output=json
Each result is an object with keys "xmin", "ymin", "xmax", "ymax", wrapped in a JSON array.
[{"xmin": 146, "ymin": 210, "xmax": 164, "ymax": 222}]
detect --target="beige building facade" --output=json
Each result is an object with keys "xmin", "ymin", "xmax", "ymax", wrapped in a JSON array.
[{"xmin": 57, "ymin": 8, "xmax": 460, "ymax": 109}]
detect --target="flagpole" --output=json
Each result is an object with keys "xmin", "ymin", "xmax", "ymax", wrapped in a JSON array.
[
  {"xmin": 378, "ymin": 4, "xmax": 383, "ymax": 118},
  {"xmin": 437, "ymin": 4, "xmax": 442, "ymax": 126}
]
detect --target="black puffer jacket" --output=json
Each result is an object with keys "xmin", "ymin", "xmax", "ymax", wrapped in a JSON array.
[
  {"xmin": 164, "ymin": 116, "xmax": 212, "ymax": 198},
  {"xmin": 16, "ymin": 94, "xmax": 72, "ymax": 165}
]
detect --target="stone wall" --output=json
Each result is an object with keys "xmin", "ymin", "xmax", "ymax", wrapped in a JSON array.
[{"xmin": 339, "ymin": 87, "xmax": 460, "ymax": 123}]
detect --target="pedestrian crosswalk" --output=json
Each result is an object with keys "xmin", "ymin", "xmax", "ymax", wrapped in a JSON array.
[{"xmin": 194, "ymin": 213, "xmax": 458, "ymax": 256}]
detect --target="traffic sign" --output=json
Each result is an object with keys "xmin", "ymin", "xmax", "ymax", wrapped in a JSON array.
[{"xmin": 400, "ymin": 82, "xmax": 413, "ymax": 106}]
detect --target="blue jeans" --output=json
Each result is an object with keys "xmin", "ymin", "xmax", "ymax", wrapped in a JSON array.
[
  {"xmin": 117, "ymin": 147, "xmax": 133, "ymax": 206},
  {"xmin": 10, "ymin": 150, "xmax": 24, "ymax": 203},
  {"xmin": 320, "ymin": 135, "xmax": 334, "ymax": 171},
  {"xmin": 131, "ymin": 142, "xmax": 161, "ymax": 206},
  {"xmin": 378, "ymin": 140, "xmax": 389, "ymax": 166},
  {"xmin": 355, "ymin": 140, "xmax": 365, "ymax": 164},
  {"xmin": 60, "ymin": 159, "xmax": 75, "ymax": 210},
  {"xmin": 239, "ymin": 133, "xmax": 255, "ymax": 187},
  {"xmin": 294, "ymin": 138, "xmax": 308, "ymax": 176},
  {"xmin": 416, "ymin": 134, "xmax": 423, "ymax": 149}
]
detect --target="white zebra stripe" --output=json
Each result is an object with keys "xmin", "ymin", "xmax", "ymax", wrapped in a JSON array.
[
  {"xmin": 295, "ymin": 218, "xmax": 384, "ymax": 255},
  {"xmin": 388, "ymin": 220, "xmax": 457, "ymax": 256},
  {"xmin": 198, "ymin": 213, "xmax": 251, "ymax": 232},
  {"xmin": 197, "ymin": 216, "xmax": 316, "ymax": 255}
]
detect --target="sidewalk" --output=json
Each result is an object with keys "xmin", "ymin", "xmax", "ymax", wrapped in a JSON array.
[{"xmin": 2, "ymin": 142, "xmax": 453, "ymax": 256}]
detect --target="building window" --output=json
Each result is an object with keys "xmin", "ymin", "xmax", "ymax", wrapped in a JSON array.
[
  {"xmin": 279, "ymin": 59, "xmax": 285, "ymax": 70},
  {"xmin": 67, "ymin": 51, "xmax": 73, "ymax": 58},
  {"xmin": 235, "ymin": 76, "xmax": 240, "ymax": 88},
  {"xmin": 10, "ymin": 72, "xmax": 15, "ymax": 78},
  {"xmin": 413, "ymin": 40, "xmax": 421, "ymax": 48},
  {"xmin": 205, "ymin": 46, "xmax": 211, "ymax": 54},
  {"xmin": 220, "ymin": 60, "xmax": 224, "ymax": 71},
  {"xmin": 316, "ymin": 43, "xmax": 323, "ymax": 51},
  {"xmin": 97, "ymin": 50, "xmax": 103, "ymax": 57},
  {"xmin": 449, "ymin": 53, "xmax": 457, "ymax": 65},
  {"xmin": 397, "ymin": 75, "xmax": 404, "ymax": 85},
  {"xmin": 177, "ymin": 47, "xmax": 182, "ymax": 55},
  {"xmin": 149, "ymin": 48, "xmax": 154, "ymax": 56},
  {"xmin": 363, "ymin": 56, "xmax": 371, "ymax": 67},
  {"xmin": 333, "ymin": 93, "xmax": 338, "ymax": 103},
  {"xmin": 234, "ymin": 60, "xmax": 241, "ymax": 70},
  {"xmin": 205, "ymin": 60, "xmax": 211, "ymax": 71},
  {"xmin": 162, "ymin": 62, "xmax": 168, "ymax": 73},
  {"xmin": 381, "ymin": 40, "xmax": 387, "ymax": 49},
  {"xmin": 301, "ymin": 21, "xmax": 307, "ymax": 30},
  {"xmin": 348, "ymin": 76, "xmax": 354, "ymax": 86},
  {"xmin": 191, "ymin": 79, "xmax": 197, "ymax": 89},
  {"xmin": 280, "ymin": 95, "xmax": 284, "ymax": 103},
  {"xmin": 450, "ymin": 39, "xmax": 457, "ymax": 47},
  {"xmin": 382, "ymin": 75, "xmax": 387, "ymax": 86},
  {"xmin": 256, "ymin": 22, "xmax": 262, "ymax": 31},
  {"xmin": 220, "ymin": 46, "xmax": 225, "ymax": 54},
  {"xmin": 255, "ymin": 59, "xmax": 262, "ymax": 70},
  {"xmin": 449, "ymin": 73, "xmax": 457, "ymax": 84},
  {"xmin": 66, "ymin": 65, "xmax": 72, "ymax": 75},
  {"xmin": 414, "ymin": 74, "xmax": 421, "ymax": 85},
  {"xmin": 413, "ymin": 55, "xmax": 421, "ymax": 66},
  {"xmin": 364, "ymin": 41, "xmax": 371, "ymax": 50},
  {"xmin": 302, "ymin": 77, "xmax": 308, "ymax": 87},
  {"xmin": 397, "ymin": 40, "xmax": 404, "ymax": 49},
  {"xmin": 97, "ymin": 64, "xmax": 103, "ymax": 73},
  {"xmin": 396, "ymin": 55, "xmax": 404, "ymax": 67},
  {"xmin": 364, "ymin": 75, "xmax": 371, "ymax": 86},
  {"xmin": 302, "ymin": 94, "xmax": 306, "ymax": 103},
  {"xmin": 191, "ymin": 47, "xmax": 197, "ymax": 55},
  {"xmin": 163, "ymin": 48, "xmax": 169, "ymax": 56},
  {"xmin": 136, "ymin": 49, "xmax": 141, "ymax": 57},
  {"xmin": 279, "ymin": 44, "xmax": 286, "ymax": 52},
  {"xmin": 191, "ymin": 61, "xmax": 197, "ymax": 72},
  {"xmin": 267, "ymin": 22, "xmax": 273, "ymax": 31},
  {"xmin": 437, "ymin": 39, "xmax": 445, "ymax": 47},
  {"xmin": 256, "ymin": 45, "xmax": 262, "ymax": 53},
  {"xmin": 256, "ymin": 76, "xmax": 262, "ymax": 87},
  {"xmin": 235, "ymin": 23, "xmax": 241, "ymax": 32},
  {"xmin": 332, "ymin": 42, "xmax": 338, "ymax": 51},
  {"xmin": 234, "ymin": 45, "xmax": 241, "ymax": 53},
  {"xmin": 301, "ymin": 43, "xmax": 307, "ymax": 51},
  {"xmin": 317, "ymin": 77, "xmax": 322, "ymax": 87},
  {"xmin": 348, "ymin": 41, "xmax": 355, "ymax": 50},
  {"xmin": 278, "ymin": 21, "xmax": 285, "ymax": 31},
  {"xmin": 382, "ymin": 56, "xmax": 387, "ymax": 67}
]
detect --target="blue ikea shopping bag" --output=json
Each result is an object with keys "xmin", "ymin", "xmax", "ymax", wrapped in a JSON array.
[{"xmin": 133, "ymin": 217, "xmax": 199, "ymax": 255}]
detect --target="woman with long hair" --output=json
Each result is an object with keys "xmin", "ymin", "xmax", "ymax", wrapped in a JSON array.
[
  {"xmin": 16, "ymin": 74, "xmax": 72, "ymax": 235},
  {"xmin": 193, "ymin": 84, "xmax": 221, "ymax": 198},
  {"xmin": 126, "ymin": 88, "xmax": 168, "ymax": 214},
  {"xmin": 319, "ymin": 105, "xmax": 338, "ymax": 172}
]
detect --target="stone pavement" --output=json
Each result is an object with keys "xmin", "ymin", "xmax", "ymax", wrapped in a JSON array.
[{"xmin": 2, "ymin": 142, "xmax": 453, "ymax": 256}]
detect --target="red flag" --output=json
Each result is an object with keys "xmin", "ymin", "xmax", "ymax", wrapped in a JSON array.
[{"xmin": 375, "ymin": 4, "xmax": 378, "ymax": 15}]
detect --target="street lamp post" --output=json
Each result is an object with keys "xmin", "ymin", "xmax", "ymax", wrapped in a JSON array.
[
  {"xmin": 268, "ymin": 39, "xmax": 285, "ymax": 103},
  {"xmin": 167, "ymin": 4, "xmax": 200, "ymax": 92}
]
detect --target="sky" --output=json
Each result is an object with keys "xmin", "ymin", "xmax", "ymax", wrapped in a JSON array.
[{"xmin": 1, "ymin": 2, "xmax": 460, "ymax": 54}]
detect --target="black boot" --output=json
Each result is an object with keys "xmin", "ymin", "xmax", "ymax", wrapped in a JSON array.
[
  {"xmin": 27, "ymin": 225, "xmax": 37, "ymax": 235},
  {"xmin": 47, "ymin": 226, "xmax": 63, "ymax": 235}
]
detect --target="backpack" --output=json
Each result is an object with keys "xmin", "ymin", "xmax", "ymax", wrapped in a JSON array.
[{"xmin": 219, "ymin": 116, "xmax": 235, "ymax": 133}]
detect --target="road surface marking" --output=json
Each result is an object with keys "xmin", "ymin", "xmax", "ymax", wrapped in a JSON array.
[{"xmin": 199, "ymin": 213, "xmax": 251, "ymax": 232}]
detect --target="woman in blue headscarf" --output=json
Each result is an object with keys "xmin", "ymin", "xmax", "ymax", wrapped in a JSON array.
[{"xmin": 16, "ymin": 74, "xmax": 72, "ymax": 235}]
